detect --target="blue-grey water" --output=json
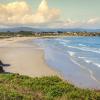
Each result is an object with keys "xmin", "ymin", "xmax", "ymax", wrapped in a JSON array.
[{"xmin": 33, "ymin": 37, "xmax": 100, "ymax": 89}]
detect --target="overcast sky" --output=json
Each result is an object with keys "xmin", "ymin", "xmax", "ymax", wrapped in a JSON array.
[{"xmin": 0, "ymin": 0, "xmax": 100, "ymax": 28}]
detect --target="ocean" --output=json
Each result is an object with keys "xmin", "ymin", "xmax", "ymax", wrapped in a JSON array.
[{"xmin": 34, "ymin": 37, "xmax": 100, "ymax": 89}]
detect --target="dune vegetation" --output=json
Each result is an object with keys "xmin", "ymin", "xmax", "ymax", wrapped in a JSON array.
[
  {"xmin": 0, "ymin": 31, "xmax": 100, "ymax": 38},
  {"xmin": 0, "ymin": 73, "xmax": 100, "ymax": 100}
]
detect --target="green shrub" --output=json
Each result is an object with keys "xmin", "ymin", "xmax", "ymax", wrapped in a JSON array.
[{"xmin": 0, "ymin": 73, "xmax": 99, "ymax": 100}]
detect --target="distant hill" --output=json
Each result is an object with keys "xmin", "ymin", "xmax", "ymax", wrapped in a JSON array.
[{"xmin": 0, "ymin": 27, "xmax": 100, "ymax": 32}]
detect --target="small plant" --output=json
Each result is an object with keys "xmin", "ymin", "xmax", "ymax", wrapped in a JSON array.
[{"xmin": 0, "ymin": 73, "xmax": 100, "ymax": 100}]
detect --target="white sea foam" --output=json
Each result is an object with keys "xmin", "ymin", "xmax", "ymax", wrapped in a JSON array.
[
  {"xmin": 78, "ymin": 57, "xmax": 100, "ymax": 67},
  {"xmin": 85, "ymin": 60, "xmax": 91, "ymax": 63},
  {"xmin": 59, "ymin": 41, "xmax": 67, "ymax": 45},
  {"xmin": 87, "ymin": 69, "xmax": 99, "ymax": 83},
  {"xmin": 58, "ymin": 39, "xmax": 70, "ymax": 46},
  {"xmin": 80, "ymin": 57, "xmax": 100, "ymax": 68},
  {"xmin": 79, "ymin": 57, "xmax": 100, "ymax": 68},
  {"xmin": 67, "ymin": 45, "xmax": 100, "ymax": 54},
  {"xmin": 78, "ymin": 57, "xmax": 85, "ymax": 59},
  {"xmin": 93, "ymin": 63, "xmax": 100, "ymax": 68},
  {"xmin": 61, "ymin": 39, "xmax": 70, "ymax": 43},
  {"xmin": 79, "ymin": 44, "xmax": 86, "ymax": 46},
  {"xmin": 79, "ymin": 57, "xmax": 92, "ymax": 64},
  {"xmin": 67, "ymin": 51, "xmax": 75, "ymax": 56},
  {"xmin": 70, "ymin": 57, "xmax": 100, "ymax": 83}
]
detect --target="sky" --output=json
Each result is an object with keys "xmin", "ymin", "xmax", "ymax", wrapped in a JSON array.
[{"xmin": 0, "ymin": 0, "xmax": 100, "ymax": 28}]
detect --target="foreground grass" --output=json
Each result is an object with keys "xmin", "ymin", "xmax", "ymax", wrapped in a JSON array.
[{"xmin": 0, "ymin": 74, "xmax": 100, "ymax": 100}]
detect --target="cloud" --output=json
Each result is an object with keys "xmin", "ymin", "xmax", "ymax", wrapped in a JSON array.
[
  {"xmin": 87, "ymin": 17, "xmax": 100, "ymax": 24},
  {"xmin": 0, "ymin": 0, "xmax": 99, "ymax": 28},
  {"xmin": 0, "ymin": 0, "xmax": 60, "ymax": 25},
  {"xmin": 0, "ymin": 1, "xmax": 32, "ymax": 24},
  {"xmin": 56, "ymin": 18, "xmax": 100, "ymax": 28}
]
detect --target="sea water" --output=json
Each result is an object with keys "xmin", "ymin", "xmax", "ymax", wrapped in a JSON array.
[{"xmin": 34, "ymin": 37, "xmax": 100, "ymax": 89}]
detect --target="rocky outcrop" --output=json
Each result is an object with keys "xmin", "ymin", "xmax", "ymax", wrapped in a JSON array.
[
  {"xmin": 0, "ymin": 60, "xmax": 4, "ymax": 73},
  {"xmin": 0, "ymin": 66, "xmax": 4, "ymax": 73}
]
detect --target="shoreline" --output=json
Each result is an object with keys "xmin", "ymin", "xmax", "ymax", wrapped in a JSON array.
[
  {"xmin": 0, "ymin": 37, "xmax": 59, "ymax": 77},
  {"xmin": 0, "ymin": 36, "xmax": 100, "ymax": 90},
  {"xmin": 33, "ymin": 37, "xmax": 100, "ymax": 89}
]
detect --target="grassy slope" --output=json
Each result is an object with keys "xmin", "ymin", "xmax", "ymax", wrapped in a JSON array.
[{"xmin": 0, "ymin": 73, "xmax": 100, "ymax": 100}]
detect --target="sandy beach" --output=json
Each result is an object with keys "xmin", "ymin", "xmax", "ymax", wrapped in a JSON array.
[
  {"xmin": 0, "ymin": 37, "xmax": 100, "ymax": 89},
  {"xmin": 0, "ymin": 37, "xmax": 58, "ymax": 77}
]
